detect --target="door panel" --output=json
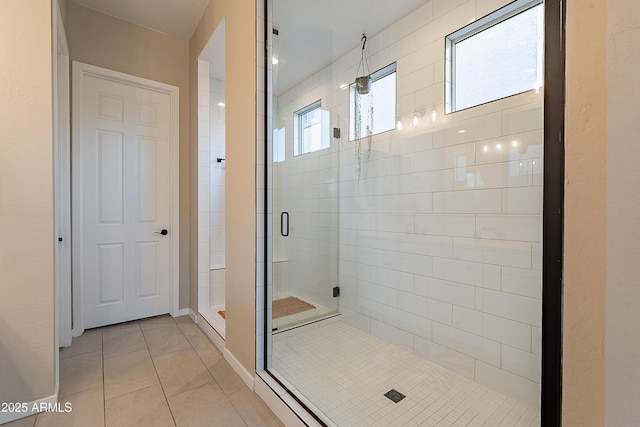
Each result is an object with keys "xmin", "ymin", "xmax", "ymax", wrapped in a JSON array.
[
  {"xmin": 97, "ymin": 131, "xmax": 124, "ymax": 224},
  {"xmin": 137, "ymin": 137, "xmax": 158, "ymax": 222},
  {"xmin": 136, "ymin": 242, "xmax": 159, "ymax": 298},
  {"xmin": 98, "ymin": 243, "xmax": 124, "ymax": 304}
]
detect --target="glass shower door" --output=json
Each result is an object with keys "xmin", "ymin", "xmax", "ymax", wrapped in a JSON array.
[{"xmin": 271, "ymin": 108, "xmax": 341, "ymax": 332}]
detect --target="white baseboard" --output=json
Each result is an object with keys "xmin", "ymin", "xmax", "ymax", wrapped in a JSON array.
[
  {"xmin": 193, "ymin": 316, "xmax": 254, "ymax": 393},
  {"xmin": 255, "ymin": 372, "xmax": 325, "ymax": 427},
  {"xmin": 0, "ymin": 393, "xmax": 58, "ymax": 424},
  {"xmin": 224, "ymin": 348, "xmax": 255, "ymax": 391},
  {"xmin": 172, "ymin": 308, "xmax": 189, "ymax": 317},
  {"xmin": 188, "ymin": 308, "xmax": 198, "ymax": 323}
]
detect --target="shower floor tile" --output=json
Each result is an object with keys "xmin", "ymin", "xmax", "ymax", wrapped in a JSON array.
[{"xmin": 272, "ymin": 321, "xmax": 539, "ymax": 427}]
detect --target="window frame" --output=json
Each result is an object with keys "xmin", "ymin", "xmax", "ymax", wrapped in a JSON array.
[
  {"xmin": 293, "ymin": 99, "xmax": 323, "ymax": 156},
  {"xmin": 445, "ymin": 0, "xmax": 544, "ymax": 114},
  {"xmin": 348, "ymin": 62, "xmax": 397, "ymax": 142}
]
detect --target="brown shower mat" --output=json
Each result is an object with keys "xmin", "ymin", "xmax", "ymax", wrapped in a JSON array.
[
  {"xmin": 216, "ymin": 297, "xmax": 314, "ymax": 320},
  {"xmin": 272, "ymin": 296, "xmax": 315, "ymax": 319}
]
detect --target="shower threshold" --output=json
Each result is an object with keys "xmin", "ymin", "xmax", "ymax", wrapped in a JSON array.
[
  {"xmin": 271, "ymin": 293, "xmax": 338, "ymax": 332},
  {"xmin": 199, "ymin": 305, "xmax": 225, "ymax": 339}
]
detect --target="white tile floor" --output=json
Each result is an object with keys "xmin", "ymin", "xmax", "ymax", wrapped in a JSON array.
[{"xmin": 272, "ymin": 321, "xmax": 540, "ymax": 427}]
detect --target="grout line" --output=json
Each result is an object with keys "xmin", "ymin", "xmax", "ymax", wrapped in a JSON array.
[
  {"xmin": 273, "ymin": 320, "xmax": 536, "ymax": 425},
  {"xmin": 63, "ymin": 316, "xmax": 277, "ymax": 426},
  {"xmin": 140, "ymin": 317, "xmax": 178, "ymax": 427}
]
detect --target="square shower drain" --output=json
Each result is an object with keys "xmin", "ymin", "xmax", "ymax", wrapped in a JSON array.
[{"xmin": 384, "ymin": 389, "xmax": 406, "ymax": 403}]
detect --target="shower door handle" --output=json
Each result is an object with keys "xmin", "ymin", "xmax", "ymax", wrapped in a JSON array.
[{"xmin": 280, "ymin": 212, "xmax": 289, "ymax": 237}]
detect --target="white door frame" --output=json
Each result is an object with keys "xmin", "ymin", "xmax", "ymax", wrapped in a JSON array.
[
  {"xmin": 54, "ymin": 0, "xmax": 71, "ymax": 350},
  {"xmin": 72, "ymin": 62, "xmax": 181, "ymax": 336}
]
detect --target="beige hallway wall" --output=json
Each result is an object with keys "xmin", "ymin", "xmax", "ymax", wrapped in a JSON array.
[
  {"xmin": 606, "ymin": 0, "xmax": 640, "ymax": 425},
  {"xmin": 0, "ymin": 0, "xmax": 55, "ymax": 406},
  {"xmin": 190, "ymin": 0, "xmax": 257, "ymax": 375},
  {"xmin": 564, "ymin": 0, "xmax": 607, "ymax": 425},
  {"xmin": 68, "ymin": 3, "xmax": 191, "ymax": 309}
]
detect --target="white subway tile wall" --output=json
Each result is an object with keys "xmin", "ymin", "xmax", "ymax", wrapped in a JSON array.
[
  {"xmin": 272, "ymin": 0, "xmax": 541, "ymax": 410},
  {"xmin": 197, "ymin": 60, "xmax": 211, "ymax": 313},
  {"xmin": 209, "ymin": 78, "xmax": 226, "ymax": 270},
  {"xmin": 208, "ymin": 76, "xmax": 226, "ymax": 314},
  {"xmin": 197, "ymin": 63, "xmax": 226, "ymax": 316},
  {"xmin": 198, "ymin": 60, "xmax": 225, "ymax": 336},
  {"xmin": 210, "ymin": 268, "xmax": 225, "ymax": 309}
]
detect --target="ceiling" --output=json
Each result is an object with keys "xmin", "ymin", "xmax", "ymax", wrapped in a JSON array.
[
  {"xmin": 69, "ymin": 0, "xmax": 427, "ymax": 89},
  {"xmin": 200, "ymin": 19, "xmax": 226, "ymax": 81},
  {"xmin": 273, "ymin": 0, "xmax": 426, "ymax": 94},
  {"xmin": 70, "ymin": 0, "xmax": 209, "ymax": 40}
]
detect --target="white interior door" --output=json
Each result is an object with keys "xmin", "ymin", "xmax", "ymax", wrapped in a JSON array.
[{"xmin": 73, "ymin": 63, "xmax": 178, "ymax": 329}]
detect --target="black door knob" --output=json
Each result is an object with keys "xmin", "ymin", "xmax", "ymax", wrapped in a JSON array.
[{"xmin": 155, "ymin": 229, "xmax": 168, "ymax": 236}]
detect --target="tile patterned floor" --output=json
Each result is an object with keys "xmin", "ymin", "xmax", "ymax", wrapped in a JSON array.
[
  {"xmin": 4, "ymin": 315, "xmax": 283, "ymax": 427},
  {"xmin": 272, "ymin": 321, "xmax": 540, "ymax": 427}
]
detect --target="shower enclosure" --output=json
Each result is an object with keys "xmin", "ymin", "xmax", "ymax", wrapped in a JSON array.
[
  {"xmin": 197, "ymin": 20, "xmax": 227, "ymax": 339},
  {"xmin": 266, "ymin": 0, "xmax": 547, "ymax": 425}
]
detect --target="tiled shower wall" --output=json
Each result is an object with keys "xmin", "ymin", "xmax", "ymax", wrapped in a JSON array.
[
  {"xmin": 209, "ymin": 77, "xmax": 226, "ymax": 309},
  {"xmin": 273, "ymin": 0, "xmax": 542, "ymax": 408},
  {"xmin": 209, "ymin": 77, "xmax": 226, "ymax": 271},
  {"xmin": 197, "ymin": 60, "xmax": 211, "ymax": 313}
]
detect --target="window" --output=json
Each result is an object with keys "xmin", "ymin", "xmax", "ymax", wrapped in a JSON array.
[
  {"xmin": 293, "ymin": 100, "xmax": 330, "ymax": 156},
  {"xmin": 349, "ymin": 62, "xmax": 397, "ymax": 141},
  {"xmin": 273, "ymin": 127, "xmax": 285, "ymax": 162},
  {"xmin": 446, "ymin": 0, "xmax": 544, "ymax": 113}
]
